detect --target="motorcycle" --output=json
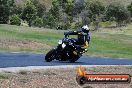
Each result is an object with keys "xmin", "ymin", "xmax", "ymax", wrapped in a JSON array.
[{"xmin": 45, "ymin": 32, "xmax": 88, "ymax": 63}]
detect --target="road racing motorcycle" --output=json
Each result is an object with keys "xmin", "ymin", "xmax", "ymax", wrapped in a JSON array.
[{"xmin": 45, "ymin": 33, "xmax": 88, "ymax": 63}]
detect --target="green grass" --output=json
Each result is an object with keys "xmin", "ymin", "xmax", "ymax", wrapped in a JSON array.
[
  {"xmin": 88, "ymin": 32, "xmax": 132, "ymax": 58},
  {"xmin": 0, "ymin": 25, "xmax": 63, "ymax": 45},
  {"xmin": 0, "ymin": 24, "xmax": 63, "ymax": 53},
  {"xmin": 0, "ymin": 72, "xmax": 11, "ymax": 79},
  {"xmin": 0, "ymin": 24, "xmax": 132, "ymax": 59}
]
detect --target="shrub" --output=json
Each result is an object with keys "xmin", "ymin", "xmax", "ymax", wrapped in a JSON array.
[
  {"xmin": 106, "ymin": 3, "xmax": 130, "ymax": 26},
  {"xmin": 100, "ymin": 21, "xmax": 114, "ymax": 28},
  {"xmin": 56, "ymin": 21, "xmax": 71, "ymax": 30},
  {"xmin": 63, "ymin": 22, "xmax": 71, "ymax": 30},
  {"xmin": 32, "ymin": 17, "xmax": 43, "ymax": 27},
  {"xmin": 85, "ymin": 1, "xmax": 105, "ymax": 30},
  {"xmin": 10, "ymin": 15, "xmax": 21, "ymax": 26},
  {"xmin": 0, "ymin": 73, "xmax": 10, "ymax": 79},
  {"xmin": 21, "ymin": 0, "xmax": 37, "ymax": 27},
  {"xmin": 43, "ymin": 13, "xmax": 57, "ymax": 29},
  {"xmin": 0, "ymin": 0, "xmax": 15, "ymax": 24},
  {"xmin": 32, "ymin": 0, "xmax": 46, "ymax": 18},
  {"xmin": 74, "ymin": 22, "xmax": 83, "ymax": 29},
  {"xmin": 127, "ymin": 2, "xmax": 132, "ymax": 17}
]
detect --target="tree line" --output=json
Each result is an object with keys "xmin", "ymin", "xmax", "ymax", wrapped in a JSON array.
[{"xmin": 0, "ymin": 0, "xmax": 132, "ymax": 30}]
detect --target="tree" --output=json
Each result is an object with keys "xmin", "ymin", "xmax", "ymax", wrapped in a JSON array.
[
  {"xmin": 21, "ymin": 0, "xmax": 37, "ymax": 27},
  {"xmin": 9, "ymin": 0, "xmax": 16, "ymax": 15},
  {"xmin": 45, "ymin": 0, "xmax": 62, "ymax": 28},
  {"xmin": 74, "ymin": 0, "xmax": 85, "ymax": 14},
  {"xmin": 64, "ymin": 0, "xmax": 75, "ymax": 16},
  {"xmin": 32, "ymin": 0, "xmax": 46, "ymax": 18},
  {"xmin": 49, "ymin": 0, "xmax": 60, "ymax": 21},
  {"xmin": 43, "ymin": 12, "xmax": 57, "ymax": 29},
  {"xmin": 85, "ymin": 1, "xmax": 105, "ymax": 30},
  {"xmin": 11, "ymin": 5, "xmax": 23, "ymax": 17},
  {"xmin": 0, "ymin": 0, "xmax": 15, "ymax": 23},
  {"xmin": 127, "ymin": 2, "xmax": 132, "ymax": 17},
  {"xmin": 32, "ymin": 16, "xmax": 43, "ymax": 28},
  {"xmin": 106, "ymin": 3, "xmax": 130, "ymax": 26}
]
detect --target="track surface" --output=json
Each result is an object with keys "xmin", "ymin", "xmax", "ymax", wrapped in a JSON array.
[{"xmin": 0, "ymin": 52, "xmax": 132, "ymax": 68}]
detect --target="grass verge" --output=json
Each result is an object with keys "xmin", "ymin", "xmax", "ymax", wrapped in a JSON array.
[
  {"xmin": 0, "ymin": 72, "xmax": 11, "ymax": 79},
  {"xmin": 0, "ymin": 24, "xmax": 132, "ymax": 59}
]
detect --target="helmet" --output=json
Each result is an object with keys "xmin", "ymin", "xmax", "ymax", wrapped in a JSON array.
[{"xmin": 82, "ymin": 25, "xmax": 89, "ymax": 33}]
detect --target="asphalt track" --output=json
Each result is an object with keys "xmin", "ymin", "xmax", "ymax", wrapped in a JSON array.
[{"xmin": 0, "ymin": 52, "xmax": 132, "ymax": 68}]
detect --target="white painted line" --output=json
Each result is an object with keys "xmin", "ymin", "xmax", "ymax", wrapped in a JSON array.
[{"xmin": 10, "ymin": 52, "xmax": 21, "ymax": 54}]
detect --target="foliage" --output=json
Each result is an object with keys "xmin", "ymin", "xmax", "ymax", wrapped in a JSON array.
[
  {"xmin": 11, "ymin": 5, "xmax": 23, "ymax": 17},
  {"xmin": 32, "ymin": 16, "xmax": 43, "ymax": 27},
  {"xmin": 10, "ymin": 14, "xmax": 21, "ymax": 26},
  {"xmin": 73, "ymin": 0, "xmax": 85, "ymax": 14},
  {"xmin": 0, "ymin": 0, "xmax": 132, "ymax": 29},
  {"xmin": 99, "ymin": 21, "xmax": 114, "ymax": 28},
  {"xmin": 49, "ymin": 0, "xmax": 60, "ymax": 21},
  {"xmin": 127, "ymin": 2, "xmax": 132, "ymax": 17},
  {"xmin": 63, "ymin": 21, "xmax": 71, "ymax": 30},
  {"xmin": 85, "ymin": 1, "xmax": 105, "ymax": 30},
  {"xmin": 89, "ymin": 1, "xmax": 105, "ymax": 17},
  {"xmin": 106, "ymin": 3, "xmax": 130, "ymax": 26},
  {"xmin": 0, "ymin": 0, "xmax": 15, "ymax": 23},
  {"xmin": 42, "ymin": 0, "xmax": 61, "ymax": 29},
  {"xmin": 21, "ymin": 0, "xmax": 37, "ymax": 27},
  {"xmin": 32, "ymin": 0, "xmax": 46, "ymax": 18},
  {"xmin": 79, "ymin": 10, "xmax": 91, "ymax": 26},
  {"xmin": 64, "ymin": 0, "xmax": 75, "ymax": 16},
  {"xmin": 43, "ymin": 13, "xmax": 57, "ymax": 29},
  {"xmin": 74, "ymin": 22, "xmax": 83, "ymax": 29},
  {"xmin": 0, "ymin": 73, "xmax": 10, "ymax": 79}
]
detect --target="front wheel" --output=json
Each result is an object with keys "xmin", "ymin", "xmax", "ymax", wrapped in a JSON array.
[{"xmin": 45, "ymin": 49, "xmax": 56, "ymax": 62}]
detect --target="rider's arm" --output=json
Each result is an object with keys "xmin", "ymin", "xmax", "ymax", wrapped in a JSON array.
[
  {"xmin": 65, "ymin": 30, "xmax": 82, "ymax": 35},
  {"xmin": 87, "ymin": 33, "xmax": 90, "ymax": 44},
  {"xmin": 80, "ymin": 33, "xmax": 90, "ymax": 49}
]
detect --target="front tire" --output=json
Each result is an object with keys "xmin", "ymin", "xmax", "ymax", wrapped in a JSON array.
[{"xmin": 45, "ymin": 49, "xmax": 56, "ymax": 62}]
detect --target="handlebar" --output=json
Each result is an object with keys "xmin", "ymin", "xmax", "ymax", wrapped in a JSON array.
[{"xmin": 63, "ymin": 32, "xmax": 76, "ymax": 44}]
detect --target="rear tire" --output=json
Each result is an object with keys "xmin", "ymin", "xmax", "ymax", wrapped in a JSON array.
[{"xmin": 45, "ymin": 49, "xmax": 56, "ymax": 62}]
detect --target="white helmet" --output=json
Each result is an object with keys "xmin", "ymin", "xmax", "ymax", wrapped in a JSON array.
[{"xmin": 82, "ymin": 25, "xmax": 89, "ymax": 31}]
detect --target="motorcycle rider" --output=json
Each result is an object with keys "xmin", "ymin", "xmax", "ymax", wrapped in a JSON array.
[{"xmin": 64, "ymin": 25, "xmax": 90, "ymax": 52}]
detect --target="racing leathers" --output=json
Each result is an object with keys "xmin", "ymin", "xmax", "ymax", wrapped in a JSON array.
[{"xmin": 64, "ymin": 29, "xmax": 90, "ymax": 50}]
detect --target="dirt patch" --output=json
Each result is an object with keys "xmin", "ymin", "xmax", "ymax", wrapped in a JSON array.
[
  {"xmin": 0, "ymin": 39, "xmax": 51, "ymax": 50},
  {"xmin": 0, "ymin": 66, "xmax": 132, "ymax": 88}
]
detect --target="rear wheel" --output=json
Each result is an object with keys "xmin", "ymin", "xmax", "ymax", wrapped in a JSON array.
[{"xmin": 45, "ymin": 49, "xmax": 56, "ymax": 62}]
